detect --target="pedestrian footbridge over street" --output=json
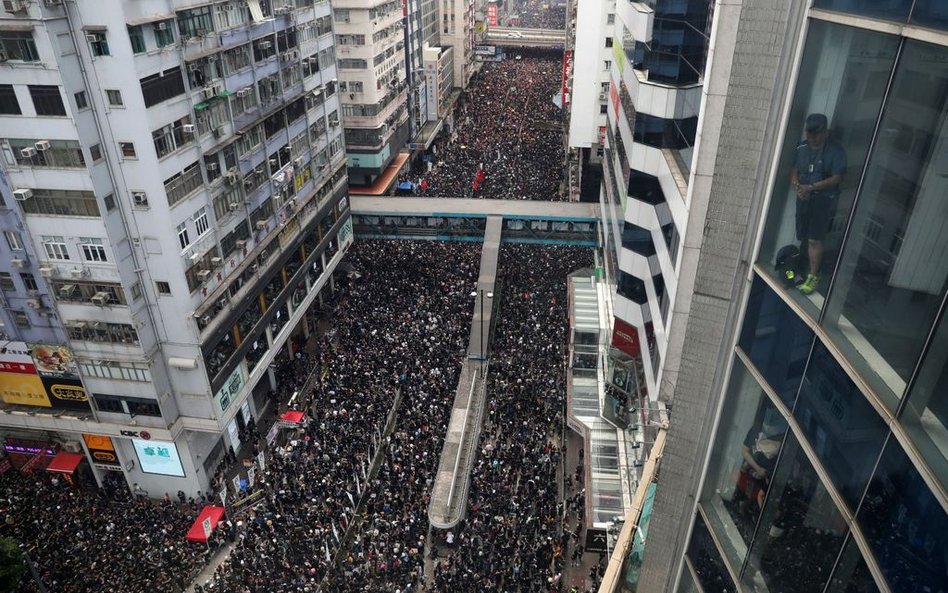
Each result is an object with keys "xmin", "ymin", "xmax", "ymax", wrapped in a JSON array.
[
  {"xmin": 350, "ymin": 197, "xmax": 599, "ymax": 247},
  {"xmin": 482, "ymin": 27, "xmax": 567, "ymax": 50}
]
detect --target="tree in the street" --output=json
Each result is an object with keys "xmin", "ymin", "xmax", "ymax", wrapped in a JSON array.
[{"xmin": 0, "ymin": 537, "xmax": 25, "ymax": 593}]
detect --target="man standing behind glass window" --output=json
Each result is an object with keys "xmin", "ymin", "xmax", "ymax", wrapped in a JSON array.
[{"xmin": 790, "ymin": 113, "xmax": 847, "ymax": 295}]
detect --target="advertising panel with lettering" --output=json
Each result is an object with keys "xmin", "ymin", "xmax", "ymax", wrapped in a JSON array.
[
  {"xmin": 29, "ymin": 344, "xmax": 91, "ymax": 411},
  {"xmin": 0, "ymin": 341, "xmax": 51, "ymax": 407},
  {"xmin": 132, "ymin": 439, "xmax": 185, "ymax": 477}
]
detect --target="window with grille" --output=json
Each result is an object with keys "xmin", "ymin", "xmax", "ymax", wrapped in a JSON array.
[
  {"xmin": 0, "ymin": 273, "xmax": 15, "ymax": 291},
  {"xmin": 119, "ymin": 142, "xmax": 136, "ymax": 159},
  {"xmin": 194, "ymin": 207, "xmax": 209, "ymax": 236},
  {"xmin": 83, "ymin": 363, "xmax": 152, "ymax": 383},
  {"xmin": 13, "ymin": 311, "xmax": 29, "ymax": 329},
  {"xmin": 0, "ymin": 31, "xmax": 39, "ymax": 61},
  {"xmin": 80, "ymin": 237, "xmax": 108, "ymax": 262},
  {"xmin": 87, "ymin": 31, "xmax": 110, "ymax": 56},
  {"xmin": 92, "ymin": 393, "xmax": 125, "ymax": 412},
  {"xmin": 4, "ymin": 231, "xmax": 22, "ymax": 251},
  {"xmin": 164, "ymin": 162, "xmax": 203, "ymax": 206},
  {"xmin": 20, "ymin": 273, "xmax": 37, "ymax": 292},
  {"xmin": 41, "ymin": 236, "xmax": 69, "ymax": 260},
  {"xmin": 176, "ymin": 6, "xmax": 214, "ymax": 38},
  {"xmin": 177, "ymin": 222, "xmax": 190, "ymax": 249},
  {"xmin": 153, "ymin": 21, "xmax": 175, "ymax": 47},
  {"xmin": 0, "ymin": 85, "xmax": 21, "ymax": 115},
  {"xmin": 3, "ymin": 138, "xmax": 86, "ymax": 168},
  {"xmin": 152, "ymin": 116, "xmax": 193, "ymax": 158},
  {"xmin": 127, "ymin": 26, "xmax": 146, "ymax": 53},
  {"xmin": 106, "ymin": 89, "xmax": 123, "ymax": 106},
  {"xmin": 28, "ymin": 85, "xmax": 66, "ymax": 116},
  {"xmin": 140, "ymin": 67, "xmax": 186, "ymax": 108},
  {"xmin": 126, "ymin": 397, "xmax": 162, "ymax": 417}
]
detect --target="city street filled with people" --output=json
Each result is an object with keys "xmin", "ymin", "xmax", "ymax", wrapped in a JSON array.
[
  {"xmin": 1, "ymin": 471, "xmax": 218, "ymax": 592},
  {"xmin": 518, "ymin": 0, "xmax": 567, "ymax": 29},
  {"xmin": 195, "ymin": 240, "xmax": 480, "ymax": 593},
  {"xmin": 417, "ymin": 52, "xmax": 567, "ymax": 201},
  {"xmin": 0, "ymin": 12, "xmax": 594, "ymax": 592},
  {"xmin": 429, "ymin": 244, "xmax": 594, "ymax": 592}
]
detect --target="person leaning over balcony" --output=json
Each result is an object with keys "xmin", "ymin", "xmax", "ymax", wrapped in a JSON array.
[{"xmin": 790, "ymin": 113, "xmax": 847, "ymax": 295}]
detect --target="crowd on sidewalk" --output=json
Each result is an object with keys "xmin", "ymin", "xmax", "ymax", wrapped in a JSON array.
[
  {"xmin": 1, "ymin": 471, "xmax": 220, "ymax": 593},
  {"xmin": 429, "ymin": 244, "xmax": 595, "ymax": 593},
  {"xmin": 416, "ymin": 53, "xmax": 567, "ymax": 201}
]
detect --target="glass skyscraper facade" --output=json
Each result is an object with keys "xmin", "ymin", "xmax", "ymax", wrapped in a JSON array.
[{"xmin": 678, "ymin": 3, "xmax": 948, "ymax": 593}]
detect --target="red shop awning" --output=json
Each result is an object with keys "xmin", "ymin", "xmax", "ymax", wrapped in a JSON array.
[
  {"xmin": 280, "ymin": 410, "xmax": 305, "ymax": 424},
  {"xmin": 45, "ymin": 452, "xmax": 83, "ymax": 474},
  {"xmin": 186, "ymin": 506, "xmax": 226, "ymax": 542}
]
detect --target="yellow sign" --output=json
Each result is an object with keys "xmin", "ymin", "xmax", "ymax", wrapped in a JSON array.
[
  {"xmin": 0, "ymin": 373, "xmax": 52, "ymax": 407},
  {"xmin": 82, "ymin": 434, "xmax": 115, "ymax": 451}
]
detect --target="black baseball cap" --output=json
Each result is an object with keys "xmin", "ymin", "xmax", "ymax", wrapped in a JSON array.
[{"xmin": 805, "ymin": 113, "xmax": 828, "ymax": 132}]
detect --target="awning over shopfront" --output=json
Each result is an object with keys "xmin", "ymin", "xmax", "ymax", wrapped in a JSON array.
[
  {"xmin": 348, "ymin": 152, "xmax": 411, "ymax": 196},
  {"xmin": 278, "ymin": 410, "xmax": 305, "ymax": 428},
  {"xmin": 45, "ymin": 452, "xmax": 83, "ymax": 474},
  {"xmin": 186, "ymin": 506, "xmax": 226, "ymax": 542}
]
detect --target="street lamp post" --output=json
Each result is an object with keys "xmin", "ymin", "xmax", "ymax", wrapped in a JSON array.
[
  {"xmin": 480, "ymin": 289, "xmax": 485, "ymax": 360},
  {"xmin": 471, "ymin": 289, "xmax": 493, "ymax": 361}
]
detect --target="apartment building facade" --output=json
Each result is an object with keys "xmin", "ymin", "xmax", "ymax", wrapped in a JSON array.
[
  {"xmin": 332, "ymin": 0, "xmax": 410, "ymax": 186},
  {"xmin": 598, "ymin": 0, "xmax": 712, "ymax": 405},
  {"xmin": 590, "ymin": 1, "xmax": 948, "ymax": 592},
  {"xmin": 0, "ymin": 0, "xmax": 351, "ymax": 496}
]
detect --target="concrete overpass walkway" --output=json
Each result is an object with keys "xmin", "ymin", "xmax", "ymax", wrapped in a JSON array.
[
  {"xmin": 428, "ymin": 215, "xmax": 502, "ymax": 529},
  {"xmin": 350, "ymin": 197, "xmax": 599, "ymax": 245}
]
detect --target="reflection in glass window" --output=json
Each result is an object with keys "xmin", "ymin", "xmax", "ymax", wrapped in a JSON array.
[
  {"xmin": 740, "ymin": 433, "xmax": 847, "ymax": 593},
  {"xmin": 823, "ymin": 40, "xmax": 948, "ymax": 407},
  {"xmin": 825, "ymin": 536, "xmax": 881, "ymax": 593},
  {"xmin": 686, "ymin": 513, "xmax": 737, "ymax": 593},
  {"xmin": 812, "ymin": 0, "xmax": 912, "ymax": 22},
  {"xmin": 757, "ymin": 22, "xmax": 898, "ymax": 316},
  {"xmin": 738, "ymin": 274, "xmax": 813, "ymax": 406},
  {"xmin": 911, "ymin": 0, "xmax": 948, "ymax": 31},
  {"xmin": 700, "ymin": 358, "xmax": 787, "ymax": 570},
  {"xmin": 857, "ymin": 438, "xmax": 948, "ymax": 593},
  {"xmin": 900, "ymin": 308, "xmax": 948, "ymax": 488},
  {"xmin": 676, "ymin": 564, "xmax": 700, "ymax": 593},
  {"xmin": 794, "ymin": 341, "xmax": 887, "ymax": 509}
]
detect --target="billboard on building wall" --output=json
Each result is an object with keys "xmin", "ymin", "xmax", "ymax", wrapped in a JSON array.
[
  {"xmin": 487, "ymin": 2, "xmax": 498, "ymax": 26},
  {"xmin": 0, "ymin": 342, "xmax": 91, "ymax": 410},
  {"xmin": 214, "ymin": 365, "xmax": 246, "ymax": 418},
  {"xmin": 562, "ymin": 50, "xmax": 572, "ymax": 107},
  {"xmin": 0, "ymin": 342, "xmax": 52, "ymax": 407},
  {"xmin": 29, "ymin": 344, "xmax": 91, "ymax": 411},
  {"xmin": 83, "ymin": 434, "xmax": 120, "ymax": 467},
  {"xmin": 338, "ymin": 217, "xmax": 354, "ymax": 250},
  {"xmin": 474, "ymin": 45, "xmax": 497, "ymax": 56},
  {"xmin": 612, "ymin": 318, "xmax": 641, "ymax": 358},
  {"xmin": 132, "ymin": 439, "xmax": 185, "ymax": 477}
]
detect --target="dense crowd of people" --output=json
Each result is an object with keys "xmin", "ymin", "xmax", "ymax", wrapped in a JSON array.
[
  {"xmin": 517, "ymin": 0, "xmax": 567, "ymax": 29},
  {"xmin": 0, "ymin": 18, "xmax": 598, "ymax": 589},
  {"xmin": 197, "ymin": 240, "xmax": 479, "ymax": 593},
  {"xmin": 0, "ymin": 240, "xmax": 603, "ymax": 593},
  {"xmin": 1, "ymin": 471, "xmax": 216, "ymax": 592},
  {"xmin": 430, "ymin": 244, "xmax": 595, "ymax": 592},
  {"xmin": 418, "ymin": 53, "xmax": 567, "ymax": 201}
]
